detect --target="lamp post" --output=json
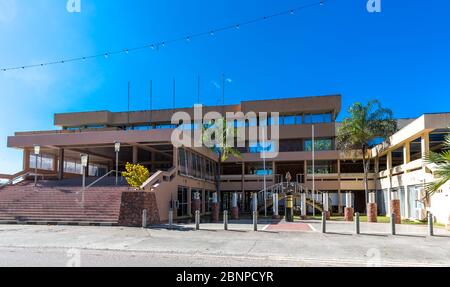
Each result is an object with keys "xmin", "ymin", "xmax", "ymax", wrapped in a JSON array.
[
  {"xmin": 114, "ymin": 142, "xmax": 121, "ymax": 185},
  {"xmin": 80, "ymin": 153, "xmax": 89, "ymax": 208},
  {"xmin": 33, "ymin": 145, "xmax": 40, "ymax": 187}
]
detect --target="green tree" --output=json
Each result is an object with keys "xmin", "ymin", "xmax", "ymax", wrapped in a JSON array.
[
  {"xmin": 424, "ymin": 130, "xmax": 450, "ymax": 195},
  {"xmin": 122, "ymin": 163, "xmax": 150, "ymax": 189},
  {"xmin": 336, "ymin": 100, "xmax": 397, "ymax": 205},
  {"xmin": 203, "ymin": 118, "xmax": 242, "ymax": 203}
]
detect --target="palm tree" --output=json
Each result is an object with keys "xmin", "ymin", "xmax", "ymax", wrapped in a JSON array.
[
  {"xmin": 336, "ymin": 100, "xmax": 397, "ymax": 207},
  {"xmin": 424, "ymin": 130, "xmax": 450, "ymax": 195},
  {"xmin": 203, "ymin": 118, "xmax": 242, "ymax": 205}
]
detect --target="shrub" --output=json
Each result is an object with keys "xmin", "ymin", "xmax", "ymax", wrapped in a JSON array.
[{"xmin": 122, "ymin": 163, "xmax": 150, "ymax": 189}]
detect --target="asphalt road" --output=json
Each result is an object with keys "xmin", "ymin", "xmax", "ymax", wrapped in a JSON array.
[{"xmin": 0, "ymin": 221, "xmax": 448, "ymax": 267}]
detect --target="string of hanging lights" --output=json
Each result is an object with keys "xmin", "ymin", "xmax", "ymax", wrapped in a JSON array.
[{"xmin": 1, "ymin": 1, "xmax": 326, "ymax": 72}]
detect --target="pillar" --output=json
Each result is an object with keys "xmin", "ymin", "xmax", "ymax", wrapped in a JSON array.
[
  {"xmin": 403, "ymin": 143, "xmax": 411, "ymax": 219},
  {"xmin": 300, "ymin": 193, "xmax": 307, "ymax": 219},
  {"xmin": 23, "ymin": 149, "xmax": 31, "ymax": 171},
  {"xmin": 390, "ymin": 191, "xmax": 401, "ymax": 224},
  {"xmin": 187, "ymin": 188, "xmax": 192, "ymax": 218},
  {"xmin": 58, "ymin": 148, "xmax": 64, "ymax": 180},
  {"xmin": 241, "ymin": 162, "xmax": 245, "ymax": 212},
  {"xmin": 132, "ymin": 146, "xmax": 139, "ymax": 164},
  {"xmin": 337, "ymin": 159, "xmax": 342, "ymax": 214},
  {"xmin": 344, "ymin": 192, "xmax": 354, "ymax": 221},
  {"xmin": 273, "ymin": 193, "xmax": 280, "ymax": 219},
  {"xmin": 211, "ymin": 192, "xmax": 220, "ymax": 223},
  {"xmin": 367, "ymin": 192, "xmax": 378, "ymax": 223},
  {"xmin": 231, "ymin": 192, "xmax": 239, "ymax": 220}
]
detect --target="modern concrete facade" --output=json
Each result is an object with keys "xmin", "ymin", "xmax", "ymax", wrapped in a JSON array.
[{"xmin": 4, "ymin": 95, "xmax": 450, "ymax": 225}]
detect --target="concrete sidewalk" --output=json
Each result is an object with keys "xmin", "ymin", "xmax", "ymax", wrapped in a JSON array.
[{"xmin": 0, "ymin": 221, "xmax": 448, "ymax": 267}]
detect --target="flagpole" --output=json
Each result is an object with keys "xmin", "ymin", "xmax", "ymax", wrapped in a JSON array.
[
  {"xmin": 263, "ymin": 127, "xmax": 267, "ymax": 217},
  {"xmin": 312, "ymin": 124, "xmax": 315, "ymax": 217}
]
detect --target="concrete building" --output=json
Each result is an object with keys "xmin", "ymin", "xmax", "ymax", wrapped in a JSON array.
[{"xmin": 2, "ymin": 95, "xmax": 449, "ymax": 226}]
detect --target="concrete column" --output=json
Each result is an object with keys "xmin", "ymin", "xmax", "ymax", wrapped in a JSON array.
[
  {"xmin": 273, "ymin": 193, "xmax": 281, "ymax": 219},
  {"xmin": 201, "ymin": 190, "xmax": 206, "ymax": 215},
  {"xmin": 187, "ymin": 188, "xmax": 192, "ymax": 217},
  {"xmin": 23, "ymin": 149, "xmax": 31, "ymax": 171},
  {"xmin": 337, "ymin": 159, "xmax": 342, "ymax": 214},
  {"xmin": 421, "ymin": 132, "xmax": 430, "ymax": 160},
  {"xmin": 52, "ymin": 154, "xmax": 58, "ymax": 173},
  {"xmin": 132, "ymin": 146, "xmax": 139, "ymax": 164},
  {"xmin": 211, "ymin": 192, "xmax": 220, "ymax": 223},
  {"xmin": 386, "ymin": 151, "xmax": 393, "ymax": 215},
  {"xmin": 58, "ymin": 148, "xmax": 64, "ymax": 180},
  {"xmin": 403, "ymin": 143, "xmax": 410, "ymax": 165},
  {"xmin": 303, "ymin": 160, "xmax": 308, "ymax": 184},
  {"xmin": 367, "ymin": 192, "xmax": 378, "ymax": 223},
  {"xmin": 323, "ymin": 192, "xmax": 331, "ymax": 220},
  {"xmin": 231, "ymin": 192, "xmax": 239, "ymax": 220},
  {"xmin": 390, "ymin": 197, "xmax": 402, "ymax": 224},
  {"xmin": 344, "ymin": 192, "xmax": 354, "ymax": 221},
  {"xmin": 403, "ymin": 143, "xmax": 411, "ymax": 219},
  {"xmin": 241, "ymin": 162, "xmax": 245, "ymax": 211}
]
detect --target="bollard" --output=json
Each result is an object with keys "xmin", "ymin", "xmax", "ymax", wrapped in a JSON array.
[
  {"xmin": 253, "ymin": 211, "xmax": 258, "ymax": 232},
  {"xmin": 142, "ymin": 209, "xmax": 148, "ymax": 228},
  {"xmin": 224, "ymin": 210, "xmax": 228, "ymax": 231},
  {"xmin": 321, "ymin": 212, "xmax": 327, "ymax": 233},
  {"xmin": 169, "ymin": 209, "xmax": 174, "ymax": 228},
  {"xmin": 195, "ymin": 210, "xmax": 200, "ymax": 230},
  {"xmin": 428, "ymin": 213, "xmax": 434, "ymax": 237},
  {"xmin": 355, "ymin": 212, "xmax": 360, "ymax": 235},
  {"xmin": 391, "ymin": 213, "xmax": 396, "ymax": 235}
]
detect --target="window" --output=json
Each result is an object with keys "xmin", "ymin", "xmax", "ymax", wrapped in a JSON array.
[
  {"xmin": 177, "ymin": 187, "xmax": 189, "ymax": 217},
  {"xmin": 409, "ymin": 137, "xmax": 422, "ymax": 162},
  {"xmin": 246, "ymin": 163, "xmax": 273, "ymax": 176},
  {"xmin": 249, "ymin": 141, "xmax": 275, "ymax": 153},
  {"xmin": 304, "ymin": 113, "xmax": 333, "ymax": 124},
  {"xmin": 307, "ymin": 160, "xmax": 337, "ymax": 174},
  {"xmin": 304, "ymin": 138, "xmax": 334, "ymax": 151},
  {"xmin": 378, "ymin": 155, "xmax": 388, "ymax": 171},
  {"xmin": 29, "ymin": 154, "xmax": 54, "ymax": 171},
  {"xmin": 279, "ymin": 139, "xmax": 303, "ymax": 152},
  {"xmin": 279, "ymin": 115, "xmax": 302, "ymax": 126},
  {"xmin": 392, "ymin": 147, "xmax": 404, "ymax": 167},
  {"xmin": 155, "ymin": 124, "xmax": 177, "ymax": 129}
]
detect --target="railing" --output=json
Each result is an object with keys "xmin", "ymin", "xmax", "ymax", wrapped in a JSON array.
[
  {"xmin": 140, "ymin": 167, "xmax": 177, "ymax": 191},
  {"xmin": 256, "ymin": 181, "xmax": 332, "ymax": 213},
  {"xmin": 0, "ymin": 171, "xmax": 46, "ymax": 189},
  {"xmin": 85, "ymin": 170, "xmax": 123, "ymax": 190}
]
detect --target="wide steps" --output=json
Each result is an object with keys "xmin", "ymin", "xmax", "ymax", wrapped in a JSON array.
[{"xmin": 0, "ymin": 182, "xmax": 125, "ymax": 224}]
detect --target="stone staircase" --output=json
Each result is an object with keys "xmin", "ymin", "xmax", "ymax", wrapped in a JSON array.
[{"xmin": 0, "ymin": 181, "xmax": 127, "ymax": 225}]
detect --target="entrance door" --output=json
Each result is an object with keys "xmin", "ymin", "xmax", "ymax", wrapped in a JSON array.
[{"xmin": 408, "ymin": 186, "xmax": 420, "ymax": 220}]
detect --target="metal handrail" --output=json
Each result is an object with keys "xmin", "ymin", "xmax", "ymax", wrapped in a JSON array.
[
  {"xmin": 85, "ymin": 170, "xmax": 122, "ymax": 190},
  {"xmin": 0, "ymin": 171, "xmax": 44, "ymax": 189}
]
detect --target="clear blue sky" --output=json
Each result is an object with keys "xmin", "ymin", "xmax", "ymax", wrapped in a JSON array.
[{"xmin": 0, "ymin": 0, "xmax": 448, "ymax": 174}]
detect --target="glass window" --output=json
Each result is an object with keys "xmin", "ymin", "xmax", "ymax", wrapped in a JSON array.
[
  {"xmin": 177, "ymin": 186, "xmax": 188, "ymax": 217},
  {"xmin": 304, "ymin": 113, "xmax": 333, "ymax": 124},
  {"xmin": 304, "ymin": 138, "xmax": 334, "ymax": 151},
  {"xmin": 307, "ymin": 160, "xmax": 337, "ymax": 174}
]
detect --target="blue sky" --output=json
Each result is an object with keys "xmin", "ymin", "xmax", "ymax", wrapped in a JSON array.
[{"xmin": 0, "ymin": 0, "xmax": 448, "ymax": 174}]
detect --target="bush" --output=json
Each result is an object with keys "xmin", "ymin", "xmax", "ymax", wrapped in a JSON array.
[{"xmin": 122, "ymin": 163, "xmax": 150, "ymax": 189}]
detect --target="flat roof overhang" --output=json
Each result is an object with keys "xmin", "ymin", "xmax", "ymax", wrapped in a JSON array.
[{"xmin": 7, "ymin": 129, "xmax": 174, "ymax": 149}]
